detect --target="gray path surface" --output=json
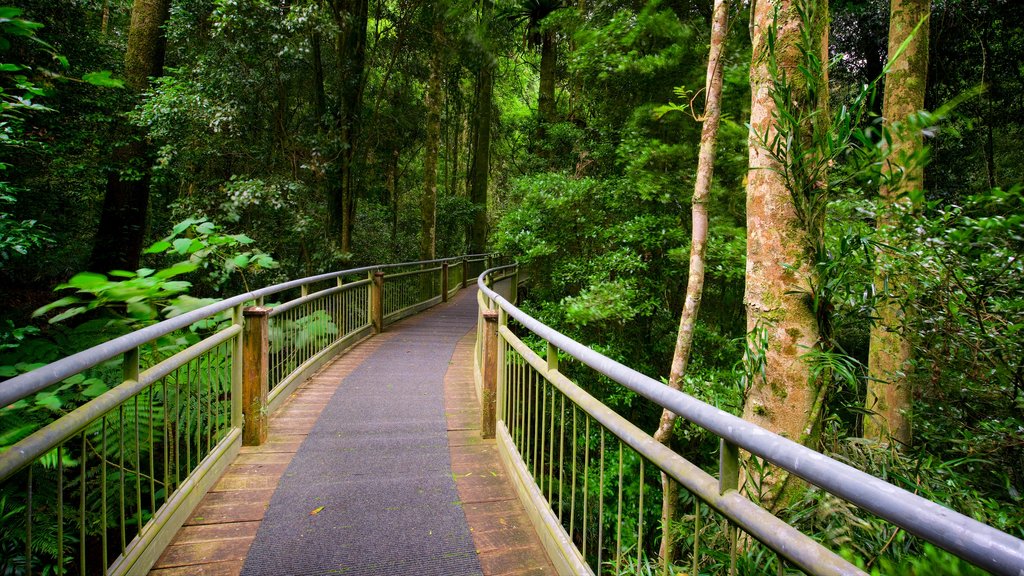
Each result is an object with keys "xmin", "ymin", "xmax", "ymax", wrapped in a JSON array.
[{"xmin": 241, "ymin": 290, "xmax": 482, "ymax": 576}]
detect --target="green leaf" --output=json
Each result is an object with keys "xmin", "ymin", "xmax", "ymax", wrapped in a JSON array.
[
  {"xmin": 145, "ymin": 240, "xmax": 171, "ymax": 254},
  {"xmin": 172, "ymin": 218, "xmax": 199, "ymax": 235},
  {"xmin": 154, "ymin": 262, "xmax": 197, "ymax": 279},
  {"xmin": 137, "ymin": 268, "xmax": 155, "ymax": 278},
  {"xmin": 66, "ymin": 271, "xmax": 108, "ymax": 291},
  {"xmin": 81, "ymin": 379, "xmax": 108, "ymax": 398},
  {"xmin": 232, "ymin": 234, "xmax": 254, "ymax": 244},
  {"xmin": 0, "ymin": 365, "xmax": 17, "ymax": 377},
  {"xmin": 232, "ymin": 254, "xmax": 250, "ymax": 267},
  {"xmin": 0, "ymin": 63, "xmax": 23, "ymax": 72},
  {"xmin": 32, "ymin": 295, "xmax": 83, "ymax": 317},
  {"xmin": 34, "ymin": 392, "xmax": 61, "ymax": 411},
  {"xmin": 172, "ymin": 238, "xmax": 192, "ymax": 255},
  {"xmin": 108, "ymin": 270, "xmax": 135, "ymax": 278},
  {"xmin": 82, "ymin": 71, "xmax": 124, "ymax": 88}
]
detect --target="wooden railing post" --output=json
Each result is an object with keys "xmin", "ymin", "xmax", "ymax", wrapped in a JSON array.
[
  {"xmin": 462, "ymin": 258, "xmax": 469, "ymax": 288},
  {"xmin": 242, "ymin": 306, "xmax": 271, "ymax": 446},
  {"xmin": 511, "ymin": 267, "xmax": 519, "ymax": 304},
  {"xmin": 441, "ymin": 262, "xmax": 449, "ymax": 302},
  {"xmin": 481, "ymin": 309, "xmax": 499, "ymax": 439},
  {"xmin": 371, "ymin": 270, "xmax": 384, "ymax": 333}
]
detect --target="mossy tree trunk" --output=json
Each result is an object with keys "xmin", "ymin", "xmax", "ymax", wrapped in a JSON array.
[
  {"xmin": 652, "ymin": 0, "xmax": 729, "ymax": 568},
  {"xmin": 328, "ymin": 0, "xmax": 369, "ymax": 254},
  {"xmin": 741, "ymin": 0, "xmax": 829, "ymax": 510},
  {"xmin": 89, "ymin": 0, "xmax": 171, "ymax": 273},
  {"xmin": 420, "ymin": 2, "xmax": 444, "ymax": 261},
  {"xmin": 865, "ymin": 0, "xmax": 930, "ymax": 447},
  {"xmin": 469, "ymin": 1, "xmax": 494, "ymax": 254}
]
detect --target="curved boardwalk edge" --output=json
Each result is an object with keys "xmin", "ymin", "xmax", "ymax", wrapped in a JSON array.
[{"xmin": 445, "ymin": 329, "xmax": 557, "ymax": 576}]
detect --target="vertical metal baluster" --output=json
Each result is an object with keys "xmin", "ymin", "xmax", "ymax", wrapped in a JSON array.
[
  {"xmin": 79, "ymin": 433, "xmax": 86, "ymax": 576},
  {"xmin": 135, "ymin": 395, "xmax": 142, "ymax": 536},
  {"xmin": 539, "ymin": 370, "xmax": 546, "ymax": 483},
  {"xmin": 163, "ymin": 377, "xmax": 169, "ymax": 505},
  {"xmin": 185, "ymin": 361, "xmax": 192, "ymax": 471},
  {"xmin": 57, "ymin": 445, "xmax": 64, "ymax": 575},
  {"xmin": 582, "ymin": 416, "xmax": 590, "ymax": 561},
  {"xmin": 548, "ymin": 383, "xmax": 555, "ymax": 503},
  {"xmin": 536, "ymin": 366, "xmax": 544, "ymax": 475},
  {"xmin": 616, "ymin": 442, "xmax": 623, "ymax": 571},
  {"xmin": 558, "ymin": 393, "xmax": 565, "ymax": 522},
  {"xmin": 522, "ymin": 361, "xmax": 530, "ymax": 468},
  {"xmin": 637, "ymin": 459, "xmax": 644, "ymax": 573},
  {"xmin": 720, "ymin": 440, "xmax": 740, "ymax": 576},
  {"xmin": 597, "ymin": 428, "xmax": 605, "ymax": 573},
  {"xmin": 570, "ymin": 405, "xmax": 577, "ymax": 542},
  {"xmin": 206, "ymin": 349, "xmax": 213, "ymax": 454},
  {"xmin": 118, "ymin": 405, "xmax": 126, "ymax": 551},
  {"xmin": 26, "ymin": 465, "xmax": 32, "ymax": 576},
  {"xmin": 101, "ymin": 417, "xmax": 108, "ymax": 573},
  {"xmin": 692, "ymin": 498, "xmax": 701, "ymax": 576},
  {"xmin": 174, "ymin": 368, "xmax": 181, "ymax": 489},
  {"xmin": 149, "ymin": 383, "xmax": 155, "ymax": 514},
  {"xmin": 777, "ymin": 553, "xmax": 785, "ymax": 576}
]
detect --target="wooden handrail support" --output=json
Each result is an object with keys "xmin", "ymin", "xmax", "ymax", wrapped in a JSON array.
[
  {"xmin": 242, "ymin": 306, "xmax": 271, "ymax": 446},
  {"xmin": 481, "ymin": 309, "xmax": 499, "ymax": 439},
  {"xmin": 442, "ymin": 262, "xmax": 449, "ymax": 302},
  {"xmin": 371, "ymin": 270, "xmax": 384, "ymax": 333}
]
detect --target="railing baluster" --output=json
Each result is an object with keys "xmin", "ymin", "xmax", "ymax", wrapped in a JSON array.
[
  {"xmin": 57, "ymin": 445, "xmax": 63, "ymax": 576},
  {"xmin": 616, "ymin": 442, "xmax": 623, "ymax": 571},
  {"xmin": 101, "ymin": 416, "xmax": 108, "ymax": 573},
  {"xmin": 693, "ymin": 498, "xmax": 702, "ymax": 576},
  {"xmin": 638, "ymin": 458, "xmax": 645, "ymax": 574},
  {"xmin": 597, "ymin": 428, "xmax": 605, "ymax": 572},
  {"xmin": 119, "ymin": 404, "xmax": 126, "ymax": 551},
  {"xmin": 26, "ymin": 465, "xmax": 32, "ymax": 576},
  {"xmin": 79, "ymin": 432, "xmax": 86, "ymax": 576}
]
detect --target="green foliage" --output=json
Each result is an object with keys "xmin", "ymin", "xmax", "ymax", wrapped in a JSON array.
[{"xmin": 32, "ymin": 217, "xmax": 276, "ymax": 327}]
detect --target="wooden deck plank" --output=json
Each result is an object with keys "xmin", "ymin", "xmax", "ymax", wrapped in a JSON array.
[{"xmin": 445, "ymin": 330, "xmax": 558, "ymax": 576}]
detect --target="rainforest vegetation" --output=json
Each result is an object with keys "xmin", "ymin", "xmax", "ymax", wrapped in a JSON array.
[{"xmin": 0, "ymin": 0, "xmax": 1022, "ymax": 573}]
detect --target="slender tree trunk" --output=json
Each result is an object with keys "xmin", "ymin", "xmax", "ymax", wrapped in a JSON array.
[
  {"xmin": 469, "ymin": 1, "xmax": 494, "ymax": 253},
  {"xmin": 329, "ymin": 0, "xmax": 369, "ymax": 254},
  {"xmin": 90, "ymin": 0, "xmax": 171, "ymax": 273},
  {"xmin": 101, "ymin": 0, "xmax": 110, "ymax": 36},
  {"xmin": 653, "ymin": 1, "xmax": 729, "ymax": 567},
  {"xmin": 865, "ymin": 0, "xmax": 929, "ymax": 447},
  {"xmin": 388, "ymin": 144, "xmax": 399, "ymax": 242},
  {"xmin": 537, "ymin": 26, "xmax": 557, "ymax": 141},
  {"xmin": 421, "ymin": 3, "xmax": 444, "ymax": 261},
  {"xmin": 741, "ymin": 0, "xmax": 829, "ymax": 510},
  {"xmin": 312, "ymin": 29, "xmax": 326, "ymax": 127}
]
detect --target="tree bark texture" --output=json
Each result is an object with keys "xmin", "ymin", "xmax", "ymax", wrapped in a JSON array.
[
  {"xmin": 653, "ymin": 0, "xmax": 729, "ymax": 566},
  {"xmin": 865, "ymin": 0, "xmax": 929, "ymax": 447},
  {"xmin": 537, "ymin": 26, "xmax": 557, "ymax": 139},
  {"xmin": 741, "ymin": 0, "xmax": 829, "ymax": 509},
  {"xmin": 469, "ymin": 2, "xmax": 495, "ymax": 254},
  {"xmin": 420, "ymin": 4, "xmax": 444, "ymax": 261},
  {"xmin": 328, "ymin": 0, "xmax": 369, "ymax": 254},
  {"xmin": 89, "ymin": 0, "xmax": 171, "ymax": 273}
]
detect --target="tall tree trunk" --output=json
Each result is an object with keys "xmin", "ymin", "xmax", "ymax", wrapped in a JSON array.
[
  {"xmin": 653, "ymin": 1, "xmax": 729, "ymax": 567},
  {"xmin": 90, "ymin": 0, "xmax": 171, "ymax": 273},
  {"xmin": 469, "ymin": 1, "xmax": 494, "ymax": 254},
  {"xmin": 537, "ymin": 26, "xmax": 557, "ymax": 141},
  {"xmin": 329, "ymin": 0, "xmax": 369, "ymax": 254},
  {"xmin": 865, "ymin": 0, "xmax": 929, "ymax": 447},
  {"xmin": 741, "ymin": 0, "xmax": 829, "ymax": 510},
  {"xmin": 421, "ymin": 3, "xmax": 444, "ymax": 261},
  {"xmin": 312, "ymin": 29, "xmax": 326, "ymax": 128}
]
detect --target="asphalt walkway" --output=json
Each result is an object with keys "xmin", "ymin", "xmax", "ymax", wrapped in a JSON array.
[{"xmin": 240, "ymin": 290, "xmax": 482, "ymax": 576}]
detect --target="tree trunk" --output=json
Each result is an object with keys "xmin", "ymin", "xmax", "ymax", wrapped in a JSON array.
[
  {"xmin": 653, "ymin": 1, "xmax": 729, "ymax": 567},
  {"xmin": 741, "ymin": 0, "xmax": 829, "ymax": 510},
  {"xmin": 89, "ymin": 0, "xmax": 171, "ymax": 273},
  {"xmin": 537, "ymin": 26, "xmax": 557, "ymax": 140},
  {"xmin": 865, "ymin": 0, "xmax": 929, "ymax": 448},
  {"xmin": 328, "ymin": 0, "xmax": 369, "ymax": 254},
  {"xmin": 469, "ymin": 1, "xmax": 494, "ymax": 254},
  {"xmin": 312, "ymin": 29, "xmax": 326, "ymax": 128},
  {"xmin": 421, "ymin": 4, "xmax": 444, "ymax": 261}
]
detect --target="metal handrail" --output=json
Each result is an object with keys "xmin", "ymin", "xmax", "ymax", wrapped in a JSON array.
[
  {"xmin": 0, "ymin": 255, "xmax": 476, "ymax": 408},
  {"xmin": 477, "ymin": 266, "xmax": 1024, "ymax": 576}
]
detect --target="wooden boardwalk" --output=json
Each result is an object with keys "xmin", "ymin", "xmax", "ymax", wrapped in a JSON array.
[{"xmin": 149, "ymin": 295, "xmax": 554, "ymax": 576}]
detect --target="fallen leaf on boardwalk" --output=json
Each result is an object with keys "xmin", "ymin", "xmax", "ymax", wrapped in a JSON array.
[{"xmin": 310, "ymin": 506, "xmax": 325, "ymax": 515}]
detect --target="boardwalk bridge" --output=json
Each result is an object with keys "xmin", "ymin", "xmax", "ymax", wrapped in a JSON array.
[{"xmin": 1, "ymin": 256, "xmax": 1023, "ymax": 575}]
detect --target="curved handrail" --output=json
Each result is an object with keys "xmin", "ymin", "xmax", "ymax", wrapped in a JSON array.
[
  {"xmin": 478, "ymin": 267, "xmax": 1024, "ymax": 576},
  {"xmin": 0, "ymin": 255, "xmax": 487, "ymax": 408}
]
